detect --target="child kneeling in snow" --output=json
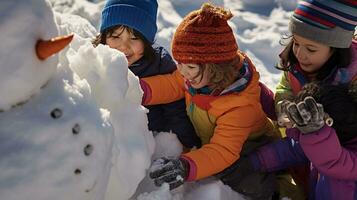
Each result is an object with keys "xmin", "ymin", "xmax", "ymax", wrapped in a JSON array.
[
  {"xmin": 229, "ymin": 1, "xmax": 357, "ymax": 198},
  {"xmin": 93, "ymin": 0, "xmax": 201, "ymax": 149},
  {"xmin": 222, "ymin": 81, "xmax": 357, "ymax": 200},
  {"xmin": 140, "ymin": 3, "xmax": 277, "ymax": 199}
]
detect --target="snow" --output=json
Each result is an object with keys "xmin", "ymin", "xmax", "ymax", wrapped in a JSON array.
[
  {"xmin": 0, "ymin": 0, "xmax": 153, "ymax": 200},
  {"xmin": 0, "ymin": 0, "xmax": 300, "ymax": 199}
]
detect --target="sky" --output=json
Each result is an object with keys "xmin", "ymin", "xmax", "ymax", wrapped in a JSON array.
[{"xmin": 0, "ymin": 0, "xmax": 298, "ymax": 200}]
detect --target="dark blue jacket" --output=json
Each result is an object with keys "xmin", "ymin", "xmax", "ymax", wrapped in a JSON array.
[{"xmin": 130, "ymin": 46, "xmax": 201, "ymax": 148}]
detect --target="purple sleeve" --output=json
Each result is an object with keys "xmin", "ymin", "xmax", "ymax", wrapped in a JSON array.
[
  {"xmin": 299, "ymin": 125, "xmax": 357, "ymax": 180},
  {"xmin": 249, "ymin": 137, "xmax": 308, "ymax": 172},
  {"xmin": 259, "ymin": 82, "xmax": 277, "ymax": 120}
]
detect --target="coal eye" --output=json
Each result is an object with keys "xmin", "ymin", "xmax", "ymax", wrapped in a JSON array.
[
  {"xmin": 74, "ymin": 169, "xmax": 81, "ymax": 175},
  {"xmin": 50, "ymin": 108, "xmax": 62, "ymax": 119},
  {"xmin": 84, "ymin": 144, "xmax": 93, "ymax": 156},
  {"xmin": 72, "ymin": 124, "xmax": 80, "ymax": 135}
]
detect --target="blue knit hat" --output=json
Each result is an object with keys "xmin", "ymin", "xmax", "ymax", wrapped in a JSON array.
[
  {"xmin": 100, "ymin": 0, "xmax": 158, "ymax": 43},
  {"xmin": 289, "ymin": 0, "xmax": 357, "ymax": 48}
]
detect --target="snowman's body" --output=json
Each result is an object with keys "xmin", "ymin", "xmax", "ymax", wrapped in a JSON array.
[
  {"xmin": 0, "ymin": 65, "xmax": 114, "ymax": 200},
  {"xmin": 0, "ymin": 1, "xmax": 155, "ymax": 199},
  {"xmin": 0, "ymin": 1, "xmax": 114, "ymax": 199}
]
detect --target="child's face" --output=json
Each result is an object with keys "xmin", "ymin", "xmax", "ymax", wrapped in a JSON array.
[
  {"xmin": 105, "ymin": 27, "xmax": 145, "ymax": 66},
  {"xmin": 177, "ymin": 63, "xmax": 209, "ymax": 89},
  {"xmin": 292, "ymin": 34, "xmax": 333, "ymax": 74}
]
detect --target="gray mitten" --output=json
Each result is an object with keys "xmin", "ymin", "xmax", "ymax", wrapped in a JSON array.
[
  {"xmin": 286, "ymin": 96, "xmax": 325, "ymax": 133},
  {"xmin": 149, "ymin": 157, "xmax": 189, "ymax": 190}
]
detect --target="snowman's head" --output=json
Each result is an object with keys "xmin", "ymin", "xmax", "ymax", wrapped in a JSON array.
[{"xmin": 0, "ymin": 0, "xmax": 72, "ymax": 111}]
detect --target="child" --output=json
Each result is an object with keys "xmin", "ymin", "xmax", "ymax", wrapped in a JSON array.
[
  {"xmin": 276, "ymin": 0, "xmax": 357, "ymax": 197},
  {"xmin": 94, "ymin": 0, "xmax": 201, "ymax": 148},
  {"xmin": 275, "ymin": 0, "xmax": 357, "ymax": 104},
  {"xmin": 140, "ymin": 3, "xmax": 276, "ymax": 197},
  {"xmin": 222, "ymin": 0, "xmax": 357, "ymax": 199},
  {"xmin": 223, "ymin": 82, "xmax": 357, "ymax": 200}
]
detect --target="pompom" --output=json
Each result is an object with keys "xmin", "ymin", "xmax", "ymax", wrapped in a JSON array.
[{"xmin": 200, "ymin": 3, "xmax": 233, "ymax": 21}]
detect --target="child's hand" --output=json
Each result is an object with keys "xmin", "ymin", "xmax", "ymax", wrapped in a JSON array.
[
  {"xmin": 286, "ymin": 96, "xmax": 325, "ymax": 133},
  {"xmin": 149, "ymin": 157, "xmax": 189, "ymax": 190}
]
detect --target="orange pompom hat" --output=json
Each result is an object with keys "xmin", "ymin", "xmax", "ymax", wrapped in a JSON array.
[{"xmin": 172, "ymin": 3, "xmax": 238, "ymax": 64}]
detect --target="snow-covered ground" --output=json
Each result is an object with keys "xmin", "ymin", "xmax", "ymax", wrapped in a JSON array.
[{"xmin": 0, "ymin": 0, "xmax": 300, "ymax": 200}]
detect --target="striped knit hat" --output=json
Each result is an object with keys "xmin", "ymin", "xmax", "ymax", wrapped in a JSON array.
[
  {"xmin": 172, "ymin": 3, "xmax": 238, "ymax": 64},
  {"xmin": 290, "ymin": 0, "xmax": 357, "ymax": 48}
]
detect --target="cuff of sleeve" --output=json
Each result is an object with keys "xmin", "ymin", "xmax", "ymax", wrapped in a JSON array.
[
  {"xmin": 299, "ymin": 125, "xmax": 332, "ymax": 145},
  {"xmin": 139, "ymin": 79, "xmax": 152, "ymax": 105},
  {"xmin": 180, "ymin": 155, "xmax": 197, "ymax": 181}
]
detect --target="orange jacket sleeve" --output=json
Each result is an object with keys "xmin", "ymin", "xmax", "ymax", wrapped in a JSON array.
[{"xmin": 141, "ymin": 70, "xmax": 185, "ymax": 105}]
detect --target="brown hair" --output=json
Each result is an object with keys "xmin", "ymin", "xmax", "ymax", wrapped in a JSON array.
[
  {"xmin": 92, "ymin": 25, "xmax": 155, "ymax": 63},
  {"xmin": 195, "ymin": 56, "xmax": 241, "ymax": 92}
]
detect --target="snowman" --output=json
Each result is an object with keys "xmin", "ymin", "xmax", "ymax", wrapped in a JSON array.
[{"xmin": 0, "ymin": 0, "xmax": 154, "ymax": 200}]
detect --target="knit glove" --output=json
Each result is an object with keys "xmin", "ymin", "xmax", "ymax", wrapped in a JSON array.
[
  {"xmin": 286, "ymin": 96, "xmax": 325, "ymax": 134},
  {"xmin": 276, "ymin": 99, "xmax": 294, "ymax": 128},
  {"xmin": 149, "ymin": 157, "xmax": 189, "ymax": 190}
]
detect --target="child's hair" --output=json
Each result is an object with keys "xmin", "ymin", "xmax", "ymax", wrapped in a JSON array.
[
  {"xmin": 92, "ymin": 25, "xmax": 155, "ymax": 63},
  {"xmin": 193, "ymin": 57, "xmax": 240, "ymax": 92},
  {"xmin": 297, "ymin": 82, "xmax": 357, "ymax": 144},
  {"xmin": 277, "ymin": 37, "xmax": 352, "ymax": 81}
]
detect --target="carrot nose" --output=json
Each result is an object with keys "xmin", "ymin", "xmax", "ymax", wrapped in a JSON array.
[{"xmin": 36, "ymin": 34, "xmax": 74, "ymax": 60}]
